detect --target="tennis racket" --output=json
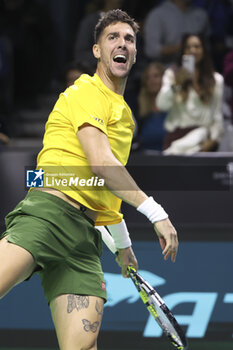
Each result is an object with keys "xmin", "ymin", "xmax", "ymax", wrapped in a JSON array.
[
  {"xmin": 127, "ymin": 266, "xmax": 188, "ymax": 349},
  {"xmin": 97, "ymin": 226, "xmax": 188, "ymax": 349}
]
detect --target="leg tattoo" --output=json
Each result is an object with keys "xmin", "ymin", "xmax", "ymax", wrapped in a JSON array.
[
  {"xmin": 67, "ymin": 295, "xmax": 89, "ymax": 313},
  {"xmin": 82, "ymin": 319, "xmax": 99, "ymax": 333},
  {"xmin": 95, "ymin": 300, "xmax": 103, "ymax": 316}
]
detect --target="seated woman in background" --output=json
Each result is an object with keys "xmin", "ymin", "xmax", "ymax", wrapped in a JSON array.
[
  {"xmin": 156, "ymin": 34, "xmax": 224, "ymax": 155},
  {"xmin": 138, "ymin": 61, "xmax": 167, "ymax": 151}
]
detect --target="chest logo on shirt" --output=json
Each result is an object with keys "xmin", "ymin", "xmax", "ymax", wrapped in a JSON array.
[{"xmin": 90, "ymin": 115, "xmax": 104, "ymax": 126}]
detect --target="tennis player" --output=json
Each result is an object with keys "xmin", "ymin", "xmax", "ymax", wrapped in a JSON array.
[{"xmin": 0, "ymin": 10, "xmax": 178, "ymax": 350}]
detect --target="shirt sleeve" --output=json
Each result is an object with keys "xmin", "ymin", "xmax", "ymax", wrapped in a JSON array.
[
  {"xmin": 144, "ymin": 10, "xmax": 163, "ymax": 59},
  {"xmin": 63, "ymin": 83, "xmax": 110, "ymax": 135}
]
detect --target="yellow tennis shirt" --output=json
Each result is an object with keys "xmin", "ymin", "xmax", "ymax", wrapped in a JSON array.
[{"xmin": 37, "ymin": 73, "xmax": 135, "ymax": 225}]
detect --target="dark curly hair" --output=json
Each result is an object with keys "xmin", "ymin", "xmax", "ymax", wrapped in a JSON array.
[{"xmin": 94, "ymin": 9, "xmax": 139, "ymax": 43}]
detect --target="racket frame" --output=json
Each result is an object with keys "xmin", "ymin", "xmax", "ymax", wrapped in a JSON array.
[{"xmin": 127, "ymin": 266, "xmax": 188, "ymax": 350}]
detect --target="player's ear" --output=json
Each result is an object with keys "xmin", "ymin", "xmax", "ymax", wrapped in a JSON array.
[{"xmin": 93, "ymin": 44, "xmax": 101, "ymax": 59}]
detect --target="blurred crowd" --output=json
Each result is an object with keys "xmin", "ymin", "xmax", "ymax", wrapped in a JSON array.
[{"xmin": 1, "ymin": 0, "xmax": 233, "ymax": 153}]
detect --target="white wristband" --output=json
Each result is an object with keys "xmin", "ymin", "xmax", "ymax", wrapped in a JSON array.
[
  {"xmin": 107, "ymin": 219, "xmax": 132, "ymax": 249},
  {"xmin": 137, "ymin": 197, "xmax": 168, "ymax": 223}
]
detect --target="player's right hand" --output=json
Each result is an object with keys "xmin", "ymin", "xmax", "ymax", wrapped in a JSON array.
[{"xmin": 115, "ymin": 246, "xmax": 138, "ymax": 278}]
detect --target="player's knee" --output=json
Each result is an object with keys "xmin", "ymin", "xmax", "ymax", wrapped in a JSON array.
[
  {"xmin": 79, "ymin": 335, "xmax": 97, "ymax": 350},
  {"xmin": 61, "ymin": 334, "xmax": 97, "ymax": 350},
  {"xmin": 80, "ymin": 341, "xmax": 97, "ymax": 350},
  {"xmin": 0, "ymin": 272, "xmax": 21, "ymax": 299},
  {"xmin": 62, "ymin": 339, "xmax": 96, "ymax": 350},
  {"xmin": 0, "ymin": 285, "xmax": 10, "ymax": 300},
  {"xmin": 0, "ymin": 275, "xmax": 13, "ymax": 299}
]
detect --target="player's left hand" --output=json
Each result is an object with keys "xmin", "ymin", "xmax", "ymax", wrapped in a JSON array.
[
  {"xmin": 115, "ymin": 246, "xmax": 138, "ymax": 278},
  {"xmin": 154, "ymin": 218, "xmax": 178, "ymax": 263}
]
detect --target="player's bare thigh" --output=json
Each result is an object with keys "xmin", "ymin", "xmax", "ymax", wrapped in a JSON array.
[
  {"xmin": 50, "ymin": 294, "xmax": 104, "ymax": 350},
  {"xmin": 0, "ymin": 236, "xmax": 37, "ymax": 298}
]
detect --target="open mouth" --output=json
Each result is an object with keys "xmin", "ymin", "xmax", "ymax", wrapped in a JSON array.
[{"xmin": 113, "ymin": 54, "xmax": 127, "ymax": 64}]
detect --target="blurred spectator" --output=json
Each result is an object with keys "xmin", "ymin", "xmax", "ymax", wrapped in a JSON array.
[
  {"xmin": 74, "ymin": 0, "xmax": 124, "ymax": 71},
  {"xmin": 0, "ymin": 0, "xmax": 53, "ymax": 107},
  {"xmin": 0, "ymin": 36, "xmax": 14, "ymax": 116},
  {"xmin": 193, "ymin": 0, "xmax": 233, "ymax": 72},
  {"xmin": 0, "ymin": 113, "xmax": 10, "ymax": 147},
  {"xmin": 0, "ymin": 32, "xmax": 14, "ymax": 143},
  {"xmin": 64, "ymin": 61, "xmax": 94, "ymax": 88},
  {"xmin": 156, "ymin": 34, "xmax": 224, "ymax": 155},
  {"xmin": 46, "ymin": 0, "xmax": 87, "ymax": 88},
  {"xmin": 144, "ymin": 0, "xmax": 210, "ymax": 64},
  {"xmin": 223, "ymin": 50, "xmax": 233, "ymax": 123},
  {"xmin": 138, "ymin": 62, "xmax": 166, "ymax": 150}
]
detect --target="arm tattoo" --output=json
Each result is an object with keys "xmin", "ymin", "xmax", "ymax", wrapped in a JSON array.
[
  {"xmin": 67, "ymin": 295, "xmax": 89, "ymax": 313},
  {"xmin": 82, "ymin": 319, "xmax": 99, "ymax": 333},
  {"xmin": 95, "ymin": 300, "xmax": 103, "ymax": 316}
]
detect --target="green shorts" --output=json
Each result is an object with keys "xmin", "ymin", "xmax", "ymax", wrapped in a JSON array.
[{"xmin": 1, "ymin": 190, "xmax": 107, "ymax": 304}]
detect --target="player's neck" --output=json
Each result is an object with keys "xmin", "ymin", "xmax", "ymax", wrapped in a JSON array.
[{"xmin": 96, "ymin": 68, "xmax": 127, "ymax": 96}]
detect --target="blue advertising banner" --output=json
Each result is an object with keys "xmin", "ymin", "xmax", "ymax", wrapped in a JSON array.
[{"xmin": 0, "ymin": 241, "xmax": 233, "ymax": 340}]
